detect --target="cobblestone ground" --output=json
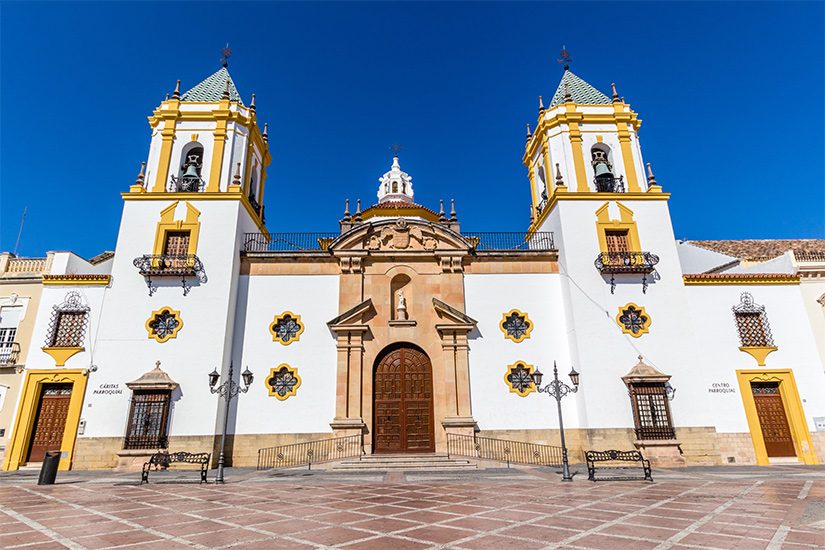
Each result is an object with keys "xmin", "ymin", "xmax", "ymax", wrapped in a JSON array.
[{"xmin": 1, "ymin": 465, "xmax": 824, "ymax": 549}]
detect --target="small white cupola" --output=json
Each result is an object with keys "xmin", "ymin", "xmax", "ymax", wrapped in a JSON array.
[{"xmin": 377, "ymin": 155, "xmax": 414, "ymax": 204}]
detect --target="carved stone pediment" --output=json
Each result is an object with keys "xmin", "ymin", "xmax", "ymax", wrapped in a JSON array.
[{"xmin": 330, "ymin": 219, "xmax": 470, "ymax": 255}]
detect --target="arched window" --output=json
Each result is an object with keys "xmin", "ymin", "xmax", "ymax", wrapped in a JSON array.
[
  {"xmin": 171, "ymin": 142, "xmax": 204, "ymax": 192},
  {"xmin": 591, "ymin": 143, "xmax": 621, "ymax": 192}
]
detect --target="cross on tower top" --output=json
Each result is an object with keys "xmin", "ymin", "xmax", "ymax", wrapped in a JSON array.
[{"xmin": 220, "ymin": 44, "xmax": 232, "ymax": 68}]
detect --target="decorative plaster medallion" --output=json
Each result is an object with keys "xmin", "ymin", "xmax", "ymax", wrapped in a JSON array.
[
  {"xmin": 504, "ymin": 361, "xmax": 536, "ymax": 397},
  {"xmin": 266, "ymin": 364, "xmax": 301, "ymax": 400},
  {"xmin": 269, "ymin": 312, "xmax": 304, "ymax": 345},
  {"xmin": 616, "ymin": 303, "xmax": 651, "ymax": 338},
  {"xmin": 145, "ymin": 307, "xmax": 183, "ymax": 343},
  {"xmin": 500, "ymin": 309, "xmax": 533, "ymax": 343}
]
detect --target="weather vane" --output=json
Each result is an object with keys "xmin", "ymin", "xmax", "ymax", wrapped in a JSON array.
[
  {"xmin": 557, "ymin": 45, "xmax": 573, "ymax": 69},
  {"xmin": 390, "ymin": 143, "xmax": 402, "ymax": 157},
  {"xmin": 220, "ymin": 44, "xmax": 232, "ymax": 68}
]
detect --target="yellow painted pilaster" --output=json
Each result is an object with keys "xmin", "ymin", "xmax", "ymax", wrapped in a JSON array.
[
  {"xmin": 152, "ymin": 127, "xmax": 177, "ymax": 192},
  {"xmin": 542, "ymin": 144, "xmax": 553, "ymax": 193},
  {"xmin": 615, "ymin": 104, "xmax": 641, "ymax": 192},
  {"xmin": 207, "ymin": 101, "xmax": 231, "ymax": 192},
  {"xmin": 527, "ymin": 163, "xmax": 538, "ymax": 212},
  {"xmin": 565, "ymin": 104, "xmax": 588, "ymax": 192}
]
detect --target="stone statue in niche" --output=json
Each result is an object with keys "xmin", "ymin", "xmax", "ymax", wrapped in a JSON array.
[{"xmin": 396, "ymin": 290, "xmax": 408, "ymax": 320}]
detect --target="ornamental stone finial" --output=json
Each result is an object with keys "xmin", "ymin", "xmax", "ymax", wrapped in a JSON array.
[
  {"xmin": 172, "ymin": 80, "xmax": 181, "ymax": 100},
  {"xmin": 611, "ymin": 82, "xmax": 620, "ymax": 103}
]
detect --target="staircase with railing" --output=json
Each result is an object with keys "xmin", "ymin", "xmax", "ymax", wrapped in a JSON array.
[
  {"xmin": 446, "ymin": 433, "xmax": 563, "ymax": 468},
  {"xmin": 257, "ymin": 434, "xmax": 364, "ymax": 470}
]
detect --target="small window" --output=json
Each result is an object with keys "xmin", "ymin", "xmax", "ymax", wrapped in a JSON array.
[
  {"xmin": 163, "ymin": 231, "xmax": 190, "ymax": 257},
  {"xmin": 733, "ymin": 293, "xmax": 774, "ymax": 347},
  {"xmin": 0, "ymin": 307, "xmax": 21, "ymax": 364},
  {"xmin": 628, "ymin": 382, "xmax": 675, "ymax": 440},
  {"xmin": 605, "ymin": 230, "xmax": 630, "ymax": 253},
  {"xmin": 44, "ymin": 292, "xmax": 89, "ymax": 348},
  {"xmin": 124, "ymin": 391, "xmax": 171, "ymax": 449}
]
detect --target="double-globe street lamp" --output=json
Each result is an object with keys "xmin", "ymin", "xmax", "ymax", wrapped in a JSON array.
[
  {"xmin": 531, "ymin": 361, "xmax": 580, "ymax": 482},
  {"xmin": 208, "ymin": 362, "xmax": 254, "ymax": 483}
]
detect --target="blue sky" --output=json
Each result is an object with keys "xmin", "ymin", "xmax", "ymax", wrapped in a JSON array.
[{"xmin": 1, "ymin": 2, "xmax": 823, "ymax": 258}]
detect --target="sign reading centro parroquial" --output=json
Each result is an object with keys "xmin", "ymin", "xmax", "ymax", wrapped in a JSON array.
[{"xmin": 708, "ymin": 382, "xmax": 736, "ymax": 394}]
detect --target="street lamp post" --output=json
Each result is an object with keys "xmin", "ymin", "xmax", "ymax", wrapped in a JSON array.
[
  {"xmin": 208, "ymin": 362, "xmax": 254, "ymax": 483},
  {"xmin": 531, "ymin": 361, "xmax": 580, "ymax": 482}
]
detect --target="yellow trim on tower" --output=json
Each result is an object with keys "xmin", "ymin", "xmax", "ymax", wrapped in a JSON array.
[
  {"xmin": 542, "ymin": 145, "xmax": 553, "ymax": 194},
  {"xmin": 615, "ymin": 303, "xmax": 651, "ymax": 338},
  {"xmin": 683, "ymin": 274, "xmax": 801, "ymax": 286},
  {"xmin": 42, "ymin": 347, "xmax": 84, "ymax": 366},
  {"xmin": 207, "ymin": 102, "xmax": 231, "ymax": 192},
  {"xmin": 504, "ymin": 361, "xmax": 536, "ymax": 397},
  {"xmin": 499, "ymin": 309, "xmax": 533, "ymax": 343},
  {"xmin": 595, "ymin": 201, "xmax": 641, "ymax": 253},
  {"xmin": 735, "ymin": 369, "xmax": 818, "ymax": 465},
  {"xmin": 265, "ymin": 364, "xmax": 302, "ymax": 400},
  {"xmin": 614, "ymin": 103, "xmax": 641, "ymax": 192},
  {"xmin": 152, "ymin": 201, "xmax": 201, "ymax": 257},
  {"xmin": 145, "ymin": 307, "xmax": 184, "ymax": 343},
  {"xmin": 121, "ymin": 192, "xmax": 268, "ymax": 234},
  {"xmin": 1, "ymin": 369, "xmax": 89, "ymax": 471},
  {"xmin": 42, "ymin": 274, "xmax": 112, "ymax": 286},
  {"xmin": 739, "ymin": 346, "xmax": 778, "ymax": 366}
]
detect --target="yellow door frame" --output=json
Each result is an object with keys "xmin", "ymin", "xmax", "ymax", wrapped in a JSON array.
[
  {"xmin": 2, "ymin": 369, "xmax": 89, "ymax": 471},
  {"xmin": 735, "ymin": 369, "xmax": 818, "ymax": 465}
]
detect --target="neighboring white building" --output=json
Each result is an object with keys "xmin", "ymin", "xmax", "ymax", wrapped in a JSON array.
[{"xmin": 3, "ymin": 65, "xmax": 824, "ymax": 472}]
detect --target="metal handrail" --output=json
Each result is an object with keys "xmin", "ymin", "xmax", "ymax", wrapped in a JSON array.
[
  {"xmin": 168, "ymin": 174, "xmax": 205, "ymax": 193},
  {"xmin": 244, "ymin": 233, "xmax": 341, "ymax": 252},
  {"xmin": 595, "ymin": 251, "xmax": 659, "ymax": 273},
  {"xmin": 446, "ymin": 433, "xmax": 563, "ymax": 468},
  {"xmin": 0, "ymin": 342, "xmax": 20, "ymax": 366},
  {"xmin": 257, "ymin": 434, "xmax": 364, "ymax": 471},
  {"xmin": 594, "ymin": 175, "xmax": 625, "ymax": 193}
]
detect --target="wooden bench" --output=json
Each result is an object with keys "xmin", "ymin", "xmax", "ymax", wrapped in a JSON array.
[
  {"xmin": 140, "ymin": 452, "xmax": 210, "ymax": 485},
  {"xmin": 585, "ymin": 449, "xmax": 652, "ymax": 482}
]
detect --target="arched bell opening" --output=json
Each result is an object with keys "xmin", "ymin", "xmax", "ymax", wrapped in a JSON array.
[
  {"xmin": 373, "ymin": 343, "xmax": 435, "ymax": 454},
  {"xmin": 174, "ymin": 142, "xmax": 205, "ymax": 192}
]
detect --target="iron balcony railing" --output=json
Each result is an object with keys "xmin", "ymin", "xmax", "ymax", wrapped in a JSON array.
[
  {"xmin": 595, "ymin": 251, "xmax": 659, "ymax": 274},
  {"xmin": 168, "ymin": 174, "xmax": 205, "ymax": 193},
  {"xmin": 465, "ymin": 232, "xmax": 554, "ymax": 251},
  {"xmin": 0, "ymin": 342, "xmax": 21, "ymax": 366},
  {"xmin": 134, "ymin": 254, "xmax": 204, "ymax": 277},
  {"xmin": 446, "ymin": 433, "xmax": 563, "ymax": 468},
  {"xmin": 594, "ymin": 175, "xmax": 625, "ymax": 193},
  {"xmin": 257, "ymin": 434, "xmax": 364, "ymax": 470},
  {"xmin": 244, "ymin": 233, "xmax": 339, "ymax": 252},
  {"xmin": 243, "ymin": 232, "xmax": 555, "ymax": 253}
]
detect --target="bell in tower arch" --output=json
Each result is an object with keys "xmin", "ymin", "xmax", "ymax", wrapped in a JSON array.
[{"xmin": 591, "ymin": 146, "xmax": 616, "ymax": 192}]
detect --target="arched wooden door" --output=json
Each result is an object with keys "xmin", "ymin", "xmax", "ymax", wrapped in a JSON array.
[{"xmin": 374, "ymin": 345, "xmax": 435, "ymax": 453}]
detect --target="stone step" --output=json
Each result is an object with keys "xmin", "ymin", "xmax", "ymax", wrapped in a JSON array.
[{"xmin": 331, "ymin": 455, "xmax": 477, "ymax": 471}]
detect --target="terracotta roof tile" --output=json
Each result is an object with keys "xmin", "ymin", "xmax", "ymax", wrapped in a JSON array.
[{"xmin": 688, "ymin": 240, "xmax": 825, "ymax": 261}]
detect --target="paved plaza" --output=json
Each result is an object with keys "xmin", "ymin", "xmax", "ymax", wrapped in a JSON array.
[{"xmin": 1, "ymin": 465, "xmax": 824, "ymax": 549}]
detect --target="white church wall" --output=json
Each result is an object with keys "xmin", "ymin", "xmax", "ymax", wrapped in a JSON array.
[
  {"xmin": 464, "ymin": 273, "xmax": 576, "ymax": 430},
  {"xmin": 232, "ymin": 274, "xmax": 339, "ymax": 434},
  {"xmin": 684, "ymin": 284, "xmax": 825, "ymax": 433},
  {"xmin": 76, "ymin": 199, "xmax": 244, "ymax": 439}
]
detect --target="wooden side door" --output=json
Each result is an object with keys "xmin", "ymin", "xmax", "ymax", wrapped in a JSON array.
[
  {"xmin": 752, "ymin": 382, "xmax": 796, "ymax": 457},
  {"xmin": 374, "ymin": 347, "xmax": 434, "ymax": 453},
  {"xmin": 26, "ymin": 384, "xmax": 73, "ymax": 462}
]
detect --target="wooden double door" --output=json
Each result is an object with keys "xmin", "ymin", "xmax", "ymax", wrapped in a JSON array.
[
  {"xmin": 751, "ymin": 382, "xmax": 796, "ymax": 457},
  {"xmin": 27, "ymin": 383, "xmax": 73, "ymax": 463},
  {"xmin": 374, "ymin": 346, "xmax": 435, "ymax": 453}
]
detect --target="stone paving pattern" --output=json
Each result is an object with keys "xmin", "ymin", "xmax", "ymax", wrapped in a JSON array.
[{"xmin": 0, "ymin": 466, "xmax": 823, "ymax": 549}]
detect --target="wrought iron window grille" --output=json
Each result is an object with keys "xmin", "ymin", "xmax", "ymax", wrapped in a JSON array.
[
  {"xmin": 266, "ymin": 364, "xmax": 301, "ymax": 400},
  {"xmin": 732, "ymin": 292, "xmax": 774, "ymax": 347},
  {"xmin": 617, "ymin": 304, "xmax": 651, "ymax": 337},
  {"xmin": 595, "ymin": 251, "xmax": 660, "ymax": 293},
  {"xmin": 123, "ymin": 391, "xmax": 171, "ymax": 450},
  {"xmin": 44, "ymin": 291, "xmax": 89, "ymax": 348},
  {"xmin": 500, "ymin": 310, "xmax": 532, "ymax": 342},
  {"xmin": 270, "ymin": 312, "xmax": 304, "ymax": 345},
  {"xmin": 504, "ymin": 362, "xmax": 536, "ymax": 396},
  {"xmin": 628, "ymin": 382, "xmax": 676, "ymax": 440},
  {"xmin": 133, "ymin": 254, "xmax": 207, "ymax": 296},
  {"xmin": 146, "ymin": 308, "xmax": 183, "ymax": 343},
  {"xmin": 594, "ymin": 175, "xmax": 625, "ymax": 193}
]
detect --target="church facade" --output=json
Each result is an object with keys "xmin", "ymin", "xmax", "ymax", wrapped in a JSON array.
[{"xmin": 2, "ymin": 66, "xmax": 824, "ymax": 472}]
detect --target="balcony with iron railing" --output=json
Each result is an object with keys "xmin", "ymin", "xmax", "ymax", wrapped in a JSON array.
[
  {"xmin": 0, "ymin": 342, "xmax": 21, "ymax": 366},
  {"xmin": 242, "ymin": 231, "xmax": 555, "ymax": 253},
  {"xmin": 595, "ymin": 251, "xmax": 660, "ymax": 293},
  {"xmin": 133, "ymin": 255, "xmax": 207, "ymax": 296}
]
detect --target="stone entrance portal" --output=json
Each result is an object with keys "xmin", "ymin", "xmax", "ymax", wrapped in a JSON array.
[{"xmin": 373, "ymin": 345, "xmax": 435, "ymax": 453}]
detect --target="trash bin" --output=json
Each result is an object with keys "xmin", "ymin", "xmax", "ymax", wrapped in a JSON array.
[{"xmin": 38, "ymin": 451, "xmax": 61, "ymax": 485}]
